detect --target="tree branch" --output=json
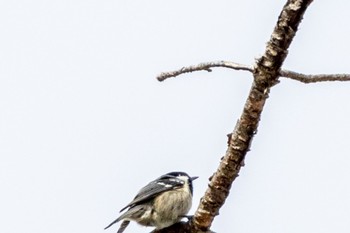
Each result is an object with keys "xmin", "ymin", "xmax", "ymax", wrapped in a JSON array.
[
  {"xmin": 191, "ymin": 0, "xmax": 313, "ymax": 232},
  {"xmin": 156, "ymin": 60, "xmax": 350, "ymax": 84}
]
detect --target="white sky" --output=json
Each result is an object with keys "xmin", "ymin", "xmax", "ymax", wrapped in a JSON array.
[{"xmin": 1, "ymin": 1, "xmax": 349, "ymax": 233}]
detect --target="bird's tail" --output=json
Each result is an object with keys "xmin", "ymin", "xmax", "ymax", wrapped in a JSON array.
[
  {"xmin": 104, "ymin": 219, "xmax": 130, "ymax": 233},
  {"xmin": 104, "ymin": 218, "xmax": 118, "ymax": 230},
  {"xmin": 117, "ymin": 221, "xmax": 130, "ymax": 233}
]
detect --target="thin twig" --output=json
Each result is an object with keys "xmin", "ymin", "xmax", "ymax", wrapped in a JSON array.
[
  {"xmin": 280, "ymin": 70, "xmax": 350, "ymax": 83},
  {"xmin": 156, "ymin": 60, "xmax": 350, "ymax": 84}
]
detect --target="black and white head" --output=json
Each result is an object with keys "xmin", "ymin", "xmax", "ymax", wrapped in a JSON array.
[{"xmin": 156, "ymin": 171, "xmax": 198, "ymax": 195}]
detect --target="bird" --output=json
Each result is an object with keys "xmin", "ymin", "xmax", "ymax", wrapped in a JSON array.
[{"xmin": 104, "ymin": 171, "xmax": 198, "ymax": 233}]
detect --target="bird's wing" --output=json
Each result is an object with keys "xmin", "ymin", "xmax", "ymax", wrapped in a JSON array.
[{"xmin": 119, "ymin": 175, "xmax": 185, "ymax": 212}]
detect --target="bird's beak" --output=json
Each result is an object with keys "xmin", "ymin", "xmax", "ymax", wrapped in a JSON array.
[{"xmin": 190, "ymin": 176, "xmax": 199, "ymax": 181}]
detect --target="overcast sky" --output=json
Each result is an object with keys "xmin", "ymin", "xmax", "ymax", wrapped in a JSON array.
[{"xmin": 1, "ymin": 1, "xmax": 350, "ymax": 233}]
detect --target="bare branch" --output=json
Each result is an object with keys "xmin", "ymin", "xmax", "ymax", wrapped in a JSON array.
[
  {"xmin": 156, "ymin": 61, "xmax": 252, "ymax": 82},
  {"xmin": 191, "ymin": 0, "xmax": 314, "ymax": 232},
  {"xmin": 280, "ymin": 70, "xmax": 350, "ymax": 83},
  {"xmin": 156, "ymin": 60, "xmax": 350, "ymax": 84}
]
